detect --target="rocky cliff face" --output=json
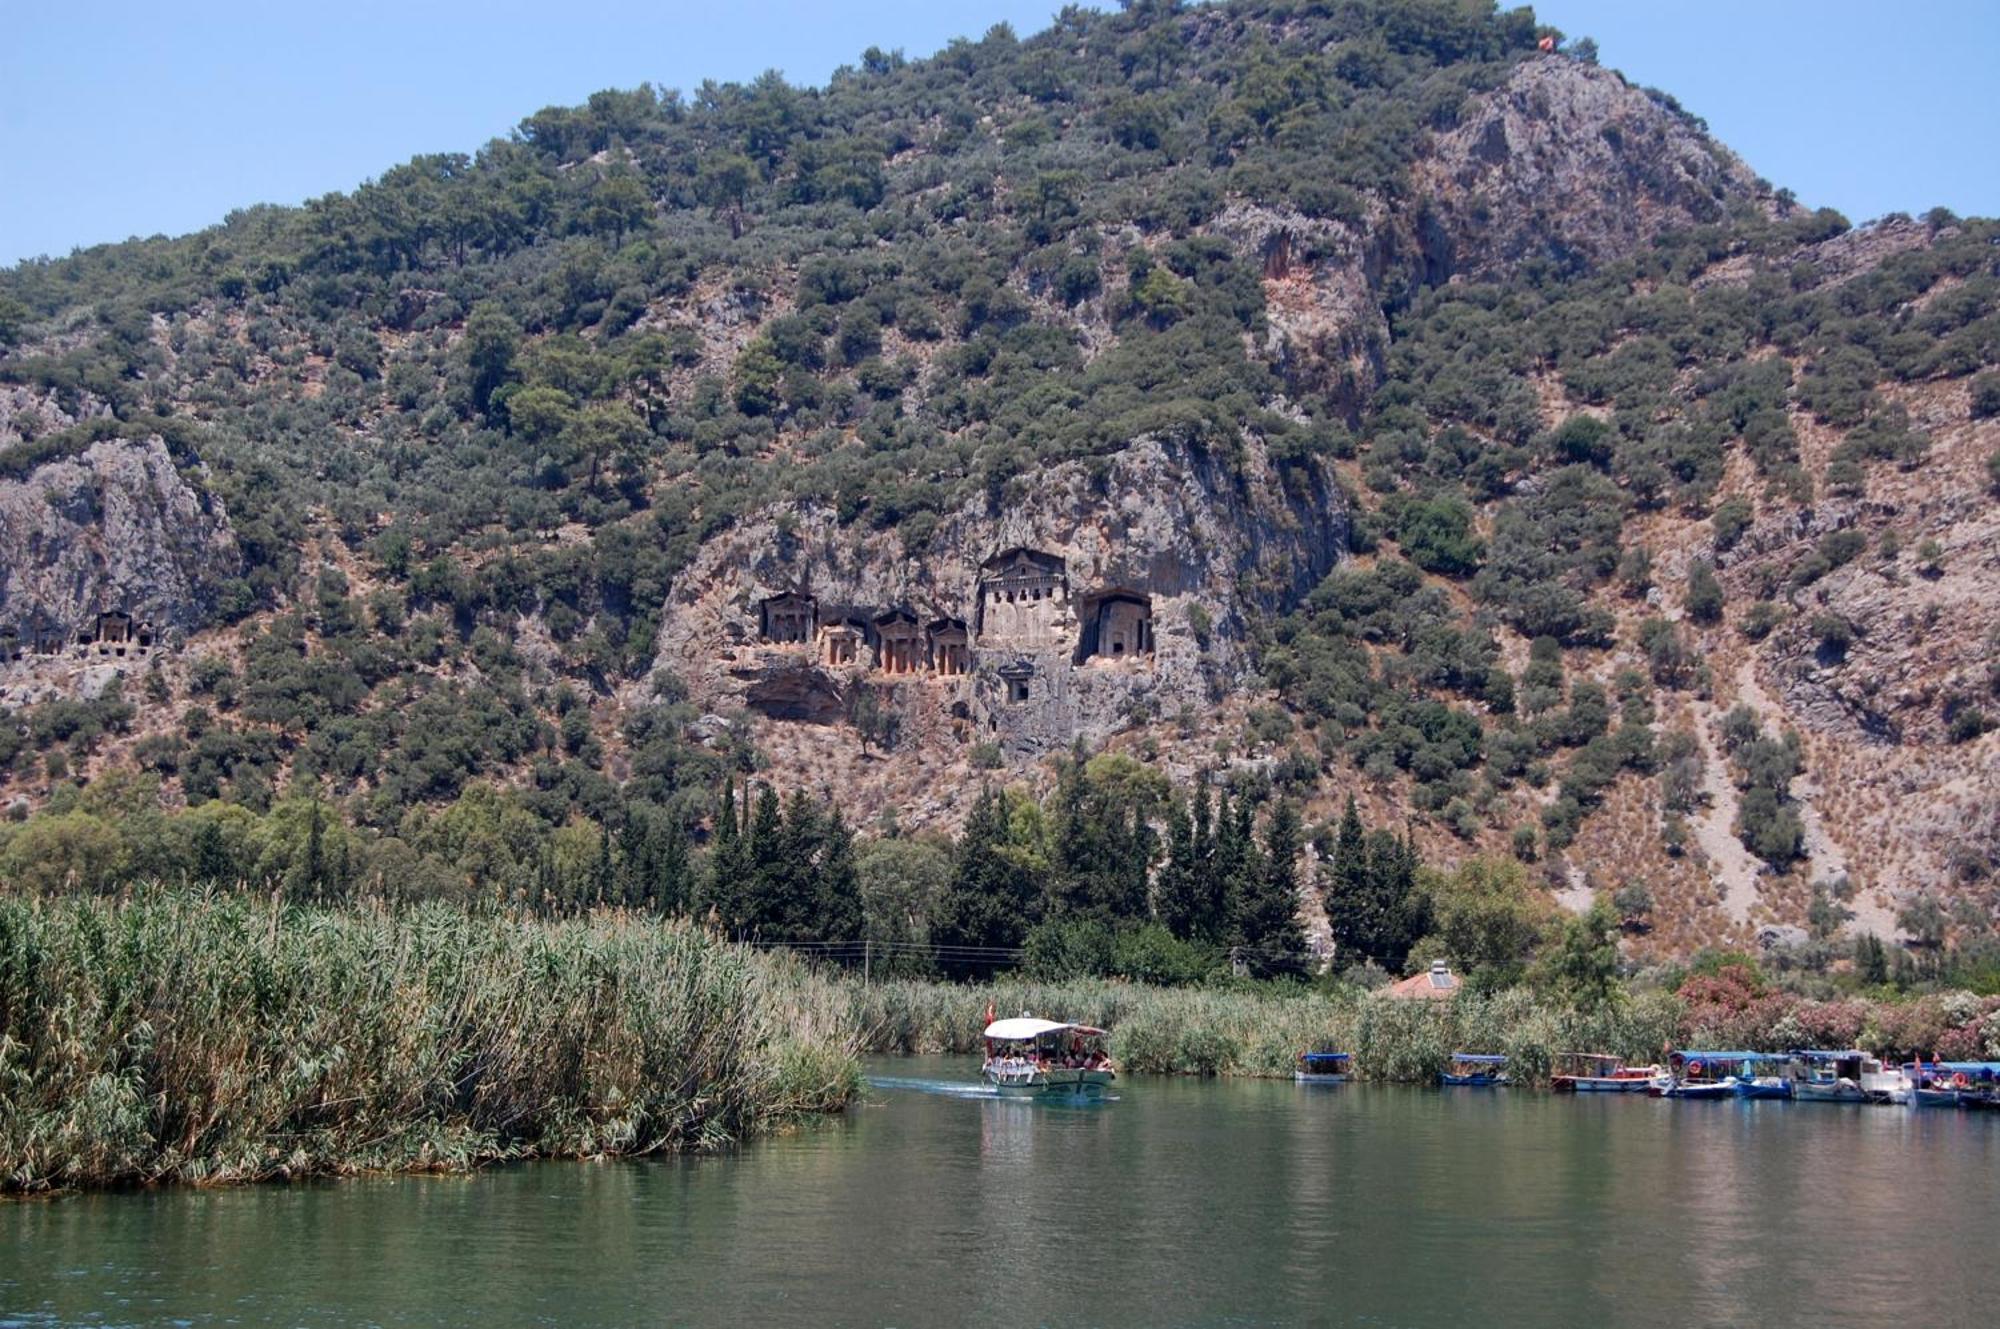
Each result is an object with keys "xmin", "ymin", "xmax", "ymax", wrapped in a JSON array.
[
  {"xmin": 1414, "ymin": 56, "xmax": 1768, "ymax": 279},
  {"xmin": 0, "ymin": 435, "xmax": 240, "ymax": 644},
  {"xmin": 647, "ymin": 437, "xmax": 1345, "ymax": 753}
]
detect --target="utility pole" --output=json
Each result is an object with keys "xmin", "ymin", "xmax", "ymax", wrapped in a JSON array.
[{"xmin": 863, "ymin": 937, "xmax": 871, "ymax": 984}]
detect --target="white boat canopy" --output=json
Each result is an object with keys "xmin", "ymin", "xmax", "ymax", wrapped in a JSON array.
[{"xmin": 983, "ymin": 1017, "xmax": 1107, "ymax": 1041}]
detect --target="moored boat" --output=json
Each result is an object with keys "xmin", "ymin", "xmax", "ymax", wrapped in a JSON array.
[
  {"xmin": 1550, "ymin": 1052, "xmax": 1661, "ymax": 1093},
  {"xmin": 1905, "ymin": 1061, "xmax": 2000, "ymax": 1109},
  {"xmin": 1787, "ymin": 1050, "xmax": 1908, "ymax": 1105},
  {"xmin": 981, "ymin": 1017, "xmax": 1116, "ymax": 1095},
  {"xmin": 1295, "ymin": 1051, "xmax": 1352, "ymax": 1084},
  {"xmin": 1439, "ymin": 1053, "xmax": 1510, "ymax": 1087},
  {"xmin": 1662, "ymin": 1051, "xmax": 1791, "ymax": 1099}
]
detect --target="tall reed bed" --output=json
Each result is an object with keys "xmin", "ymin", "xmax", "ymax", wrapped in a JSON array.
[
  {"xmin": 848, "ymin": 979, "xmax": 1685, "ymax": 1082},
  {"xmin": 0, "ymin": 892, "xmax": 860, "ymax": 1193}
]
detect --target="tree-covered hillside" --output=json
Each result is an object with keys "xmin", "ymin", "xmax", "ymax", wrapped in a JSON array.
[{"xmin": 0, "ymin": 0, "xmax": 1994, "ymax": 969}]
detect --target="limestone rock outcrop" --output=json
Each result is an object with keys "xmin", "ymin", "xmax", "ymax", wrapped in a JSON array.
[
  {"xmin": 646, "ymin": 436, "xmax": 1345, "ymax": 752},
  {"xmin": 0, "ymin": 435, "xmax": 241, "ymax": 646},
  {"xmin": 1414, "ymin": 56, "xmax": 1768, "ymax": 280}
]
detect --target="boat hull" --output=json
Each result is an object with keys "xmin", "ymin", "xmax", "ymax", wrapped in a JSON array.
[
  {"xmin": 1793, "ymin": 1080, "xmax": 1869, "ymax": 1104},
  {"xmin": 1555, "ymin": 1076, "xmax": 1653, "ymax": 1093},
  {"xmin": 1739, "ymin": 1077, "xmax": 1793, "ymax": 1100},
  {"xmin": 1662, "ymin": 1081, "xmax": 1737, "ymax": 1100},
  {"xmin": 1294, "ymin": 1072, "xmax": 1348, "ymax": 1085},
  {"xmin": 982, "ymin": 1067, "xmax": 1116, "ymax": 1095},
  {"xmin": 1913, "ymin": 1086, "xmax": 1962, "ymax": 1109},
  {"xmin": 1439, "ymin": 1073, "xmax": 1509, "ymax": 1087}
]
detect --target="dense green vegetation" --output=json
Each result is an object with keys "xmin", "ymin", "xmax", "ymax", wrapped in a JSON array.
[
  {"xmin": 1, "ymin": 0, "xmax": 1996, "ymax": 931},
  {"xmin": 853, "ymin": 961, "xmax": 2000, "ymax": 1079},
  {"xmin": 0, "ymin": 892, "xmax": 860, "ymax": 1192},
  {"xmin": 6, "ymin": 887, "xmax": 1993, "ymax": 1192}
]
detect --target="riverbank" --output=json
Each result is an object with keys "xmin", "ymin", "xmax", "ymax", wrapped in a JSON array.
[
  {"xmin": 8, "ymin": 896, "xmax": 1996, "ymax": 1193},
  {"xmin": 846, "ymin": 975, "xmax": 2000, "ymax": 1083},
  {"xmin": 847, "ymin": 979, "xmax": 1683, "ymax": 1081},
  {"xmin": 0, "ymin": 894, "xmax": 861, "ymax": 1193}
]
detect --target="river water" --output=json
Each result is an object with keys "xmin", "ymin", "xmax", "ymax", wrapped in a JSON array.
[{"xmin": 5, "ymin": 1058, "xmax": 1998, "ymax": 1328}]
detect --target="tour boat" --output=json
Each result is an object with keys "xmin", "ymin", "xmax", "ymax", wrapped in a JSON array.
[
  {"xmin": 1661, "ymin": 1051, "xmax": 1791, "ymax": 1100},
  {"xmin": 1787, "ymin": 1050, "xmax": 1908, "ymax": 1105},
  {"xmin": 1438, "ymin": 1053, "xmax": 1510, "ymax": 1087},
  {"xmin": 1295, "ymin": 1051, "xmax": 1352, "ymax": 1084},
  {"xmin": 980, "ymin": 1016, "xmax": 1116, "ymax": 1095},
  {"xmin": 1550, "ymin": 1052, "xmax": 1662, "ymax": 1093},
  {"xmin": 1905, "ymin": 1061, "xmax": 2000, "ymax": 1109}
]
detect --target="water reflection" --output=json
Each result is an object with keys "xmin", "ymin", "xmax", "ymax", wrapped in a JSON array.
[{"xmin": 3, "ymin": 1062, "xmax": 1997, "ymax": 1327}]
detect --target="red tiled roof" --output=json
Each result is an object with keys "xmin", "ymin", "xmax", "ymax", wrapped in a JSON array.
[{"xmin": 1384, "ymin": 963, "xmax": 1461, "ymax": 1000}]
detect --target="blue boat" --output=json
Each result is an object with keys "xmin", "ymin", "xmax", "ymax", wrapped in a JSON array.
[
  {"xmin": 1906, "ymin": 1061, "xmax": 2000, "ymax": 1109},
  {"xmin": 1663, "ymin": 1051, "xmax": 1791, "ymax": 1100},
  {"xmin": 1439, "ymin": 1053, "xmax": 1510, "ymax": 1087},
  {"xmin": 1550, "ymin": 1052, "xmax": 1662, "ymax": 1093},
  {"xmin": 1295, "ymin": 1051, "xmax": 1351, "ymax": 1084}
]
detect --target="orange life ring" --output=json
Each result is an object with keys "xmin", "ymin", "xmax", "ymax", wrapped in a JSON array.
[
  {"xmin": 1687, "ymin": 1059, "xmax": 1704, "ymax": 1076},
  {"xmin": 1952, "ymin": 1072, "xmax": 1971, "ymax": 1089}
]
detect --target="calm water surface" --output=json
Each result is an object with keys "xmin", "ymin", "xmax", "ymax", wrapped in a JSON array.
[{"xmin": 5, "ymin": 1057, "xmax": 1999, "ymax": 1327}]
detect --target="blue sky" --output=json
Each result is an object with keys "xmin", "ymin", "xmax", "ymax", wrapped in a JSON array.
[{"xmin": 3, "ymin": 1, "xmax": 1996, "ymax": 267}]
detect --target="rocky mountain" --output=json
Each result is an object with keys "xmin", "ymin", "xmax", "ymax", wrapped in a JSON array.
[{"xmin": 0, "ymin": 0, "xmax": 1994, "ymax": 956}]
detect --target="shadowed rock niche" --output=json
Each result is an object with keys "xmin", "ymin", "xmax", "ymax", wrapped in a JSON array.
[{"xmin": 1075, "ymin": 590, "xmax": 1154, "ymax": 665}]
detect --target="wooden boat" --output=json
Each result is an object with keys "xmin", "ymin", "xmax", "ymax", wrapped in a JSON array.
[
  {"xmin": 1550, "ymin": 1052, "xmax": 1661, "ymax": 1093},
  {"xmin": 1295, "ymin": 1051, "xmax": 1352, "ymax": 1084},
  {"xmin": 1905, "ymin": 1061, "xmax": 2000, "ymax": 1109},
  {"xmin": 981, "ymin": 1017, "xmax": 1116, "ymax": 1095},
  {"xmin": 1788, "ymin": 1050, "xmax": 1907, "ymax": 1104},
  {"xmin": 1439, "ymin": 1053, "xmax": 1510, "ymax": 1087},
  {"xmin": 1661, "ymin": 1051, "xmax": 1790, "ymax": 1099}
]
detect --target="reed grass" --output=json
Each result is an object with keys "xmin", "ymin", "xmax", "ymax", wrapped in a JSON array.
[
  {"xmin": 0, "ymin": 892, "xmax": 860, "ymax": 1193},
  {"xmin": 847, "ymin": 979, "xmax": 1686, "ymax": 1082}
]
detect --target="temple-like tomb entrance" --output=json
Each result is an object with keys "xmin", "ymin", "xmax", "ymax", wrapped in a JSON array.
[
  {"xmin": 929, "ymin": 618, "xmax": 969, "ymax": 676},
  {"xmin": 875, "ymin": 610, "xmax": 924, "ymax": 676},
  {"xmin": 976, "ymin": 548, "xmax": 1069, "ymax": 648},
  {"xmin": 760, "ymin": 592, "xmax": 817, "ymax": 645},
  {"xmin": 76, "ymin": 611, "xmax": 154, "ymax": 658},
  {"xmin": 1076, "ymin": 591, "xmax": 1154, "ymax": 663},
  {"xmin": 819, "ymin": 620, "xmax": 864, "ymax": 667}
]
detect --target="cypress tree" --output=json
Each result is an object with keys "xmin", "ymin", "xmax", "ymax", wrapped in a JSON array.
[
  {"xmin": 1154, "ymin": 793, "xmax": 1201, "ymax": 938},
  {"xmin": 932, "ymin": 786, "xmax": 1040, "ymax": 978},
  {"xmin": 1235, "ymin": 799, "xmax": 1305, "ymax": 977},
  {"xmin": 744, "ymin": 783, "xmax": 787, "ymax": 937},
  {"xmin": 703, "ymin": 778, "xmax": 751, "ymax": 934},
  {"xmin": 815, "ymin": 807, "xmax": 865, "ymax": 953}
]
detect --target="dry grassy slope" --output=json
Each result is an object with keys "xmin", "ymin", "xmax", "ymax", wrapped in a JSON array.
[{"xmin": 687, "ymin": 244, "xmax": 1998, "ymax": 960}]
